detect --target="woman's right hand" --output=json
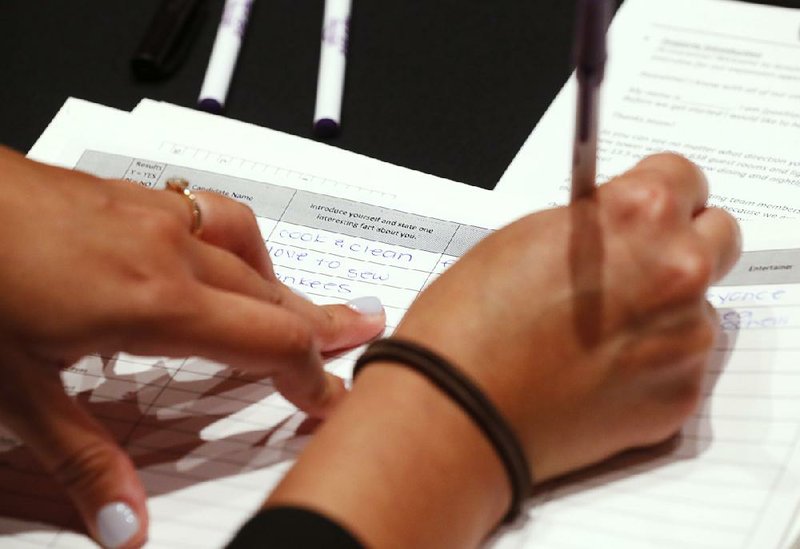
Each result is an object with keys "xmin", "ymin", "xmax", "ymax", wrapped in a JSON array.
[
  {"xmin": 394, "ymin": 152, "xmax": 741, "ymax": 482},
  {"xmin": 265, "ymin": 153, "xmax": 741, "ymax": 548}
]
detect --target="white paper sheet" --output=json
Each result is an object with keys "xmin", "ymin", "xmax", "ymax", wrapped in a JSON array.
[
  {"xmin": 5, "ymin": 100, "xmax": 800, "ymax": 548},
  {"xmin": 496, "ymin": 0, "xmax": 800, "ymax": 221},
  {"xmin": 128, "ymin": 99, "xmax": 501, "ymax": 220}
]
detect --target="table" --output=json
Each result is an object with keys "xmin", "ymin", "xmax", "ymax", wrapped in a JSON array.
[{"xmin": 0, "ymin": 0, "xmax": 798, "ymax": 189}]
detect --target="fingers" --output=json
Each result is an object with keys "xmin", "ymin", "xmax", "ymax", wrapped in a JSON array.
[
  {"xmin": 103, "ymin": 177, "xmax": 385, "ymax": 415},
  {"xmin": 272, "ymin": 366, "xmax": 349, "ymax": 420},
  {"xmin": 192, "ymin": 191, "xmax": 275, "ymax": 279},
  {"xmin": 645, "ymin": 206, "xmax": 740, "ymax": 303},
  {"xmin": 109, "ymin": 177, "xmax": 387, "ymax": 349},
  {"xmin": 187, "ymin": 239, "xmax": 283, "ymax": 302},
  {"xmin": 146, "ymin": 287, "xmax": 350, "ymax": 417},
  {"xmin": 598, "ymin": 154, "xmax": 740, "ymax": 315},
  {"xmin": 692, "ymin": 207, "xmax": 742, "ymax": 282},
  {"xmin": 105, "ymin": 180, "xmax": 275, "ymax": 279},
  {"xmin": 0, "ymin": 357, "xmax": 147, "ymax": 548},
  {"xmin": 187, "ymin": 240, "xmax": 386, "ymax": 351},
  {"xmin": 272, "ymin": 290, "xmax": 386, "ymax": 353},
  {"xmin": 604, "ymin": 153, "xmax": 709, "ymax": 224},
  {"xmin": 127, "ymin": 284, "xmax": 382, "ymax": 416},
  {"xmin": 630, "ymin": 153, "xmax": 709, "ymax": 216}
]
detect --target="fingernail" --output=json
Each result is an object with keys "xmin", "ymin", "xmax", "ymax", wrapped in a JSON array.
[
  {"xmin": 291, "ymin": 288, "xmax": 312, "ymax": 301},
  {"xmin": 96, "ymin": 502, "xmax": 139, "ymax": 548},
  {"xmin": 346, "ymin": 296, "xmax": 383, "ymax": 316},
  {"xmin": 734, "ymin": 220, "xmax": 743, "ymax": 252}
]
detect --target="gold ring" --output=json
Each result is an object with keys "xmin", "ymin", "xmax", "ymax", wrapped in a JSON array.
[{"xmin": 165, "ymin": 178, "xmax": 202, "ymax": 235}]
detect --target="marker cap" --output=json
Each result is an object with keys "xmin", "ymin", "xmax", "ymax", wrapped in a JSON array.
[
  {"xmin": 198, "ymin": 98, "xmax": 223, "ymax": 114},
  {"xmin": 314, "ymin": 118, "xmax": 340, "ymax": 138}
]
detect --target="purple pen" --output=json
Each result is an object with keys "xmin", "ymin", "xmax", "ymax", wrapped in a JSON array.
[{"xmin": 571, "ymin": 0, "xmax": 611, "ymax": 201}]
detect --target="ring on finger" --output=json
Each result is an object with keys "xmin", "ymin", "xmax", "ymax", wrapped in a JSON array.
[{"xmin": 165, "ymin": 178, "xmax": 203, "ymax": 236}]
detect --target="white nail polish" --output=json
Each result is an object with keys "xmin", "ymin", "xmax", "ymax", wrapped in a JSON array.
[
  {"xmin": 347, "ymin": 296, "xmax": 383, "ymax": 315},
  {"xmin": 291, "ymin": 288, "xmax": 312, "ymax": 301},
  {"xmin": 96, "ymin": 502, "xmax": 139, "ymax": 548}
]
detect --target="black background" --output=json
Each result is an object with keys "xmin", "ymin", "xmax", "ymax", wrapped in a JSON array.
[{"xmin": 1, "ymin": 0, "xmax": 798, "ymax": 189}]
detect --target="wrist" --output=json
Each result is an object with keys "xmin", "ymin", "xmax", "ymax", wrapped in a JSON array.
[
  {"xmin": 353, "ymin": 338, "xmax": 533, "ymax": 522},
  {"xmin": 268, "ymin": 359, "xmax": 510, "ymax": 548},
  {"xmin": 392, "ymin": 324, "xmax": 581, "ymax": 484}
]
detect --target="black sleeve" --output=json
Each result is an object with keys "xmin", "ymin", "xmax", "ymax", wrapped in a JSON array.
[{"xmin": 226, "ymin": 506, "xmax": 365, "ymax": 549}]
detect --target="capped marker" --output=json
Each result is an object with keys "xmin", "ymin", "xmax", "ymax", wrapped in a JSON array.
[
  {"xmin": 313, "ymin": 0, "xmax": 352, "ymax": 137},
  {"xmin": 197, "ymin": 0, "xmax": 253, "ymax": 114}
]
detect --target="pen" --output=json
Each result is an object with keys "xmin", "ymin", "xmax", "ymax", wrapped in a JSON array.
[
  {"xmin": 198, "ymin": 0, "xmax": 254, "ymax": 114},
  {"xmin": 570, "ymin": 0, "xmax": 611, "ymax": 201},
  {"xmin": 313, "ymin": 0, "xmax": 352, "ymax": 138}
]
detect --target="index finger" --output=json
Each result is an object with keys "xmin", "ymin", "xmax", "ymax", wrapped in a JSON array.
[
  {"xmin": 610, "ymin": 153, "xmax": 710, "ymax": 220},
  {"xmin": 104, "ymin": 180, "xmax": 275, "ymax": 279},
  {"xmin": 193, "ymin": 191, "xmax": 275, "ymax": 280},
  {"xmin": 692, "ymin": 207, "xmax": 742, "ymax": 283},
  {"xmin": 122, "ymin": 286, "xmax": 348, "ymax": 418}
]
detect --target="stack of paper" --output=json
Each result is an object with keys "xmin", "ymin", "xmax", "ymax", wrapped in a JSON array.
[
  {"xmin": 2, "ymin": 0, "xmax": 800, "ymax": 547},
  {"xmin": 2, "ymin": 98, "xmax": 535, "ymax": 548},
  {"xmin": 498, "ymin": 0, "xmax": 800, "ymax": 221}
]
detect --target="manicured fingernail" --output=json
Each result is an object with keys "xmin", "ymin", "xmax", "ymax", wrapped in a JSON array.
[
  {"xmin": 291, "ymin": 288, "xmax": 312, "ymax": 301},
  {"xmin": 346, "ymin": 296, "xmax": 383, "ymax": 316},
  {"xmin": 96, "ymin": 502, "xmax": 139, "ymax": 548},
  {"xmin": 734, "ymin": 221, "xmax": 743, "ymax": 252}
]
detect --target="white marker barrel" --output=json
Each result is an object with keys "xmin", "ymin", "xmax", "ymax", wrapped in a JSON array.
[{"xmin": 313, "ymin": 0, "xmax": 352, "ymax": 136}]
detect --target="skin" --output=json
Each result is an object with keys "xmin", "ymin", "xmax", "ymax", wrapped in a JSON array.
[
  {"xmin": 0, "ymin": 147, "xmax": 386, "ymax": 547},
  {"xmin": 265, "ymin": 153, "xmax": 742, "ymax": 548}
]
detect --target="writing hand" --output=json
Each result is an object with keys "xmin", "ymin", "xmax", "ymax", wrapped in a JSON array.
[
  {"xmin": 265, "ymin": 153, "xmax": 741, "ymax": 548},
  {"xmin": 396, "ymin": 153, "xmax": 741, "ymax": 481}
]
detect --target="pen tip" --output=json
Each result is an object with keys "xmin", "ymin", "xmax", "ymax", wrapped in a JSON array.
[
  {"xmin": 197, "ymin": 98, "xmax": 223, "ymax": 114},
  {"xmin": 314, "ymin": 118, "xmax": 340, "ymax": 139}
]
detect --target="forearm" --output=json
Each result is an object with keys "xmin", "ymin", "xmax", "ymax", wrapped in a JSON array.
[{"xmin": 266, "ymin": 361, "xmax": 511, "ymax": 548}]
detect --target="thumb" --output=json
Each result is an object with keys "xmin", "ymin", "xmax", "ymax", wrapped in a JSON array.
[{"xmin": 0, "ymin": 356, "xmax": 148, "ymax": 548}]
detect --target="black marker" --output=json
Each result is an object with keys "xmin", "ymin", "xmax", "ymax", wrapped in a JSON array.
[{"xmin": 131, "ymin": 0, "xmax": 206, "ymax": 81}]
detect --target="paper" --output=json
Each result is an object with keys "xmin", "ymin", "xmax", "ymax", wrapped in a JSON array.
[
  {"xmin": 496, "ymin": 0, "xmax": 800, "ymax": 220},
  {"xmin": 4, "ymin": 100, "xmax": 529, "ymax": 548},
  {"xmin": 127, "ymin": 98, "xmax": 499, "ymax": 219},
  {"xmin": 490, "ymin": 234, "xmax": 800, "ymax": 549},
  {"xmin": 5, "ymin": 99, "xmax": 800, "ymax": 548}
]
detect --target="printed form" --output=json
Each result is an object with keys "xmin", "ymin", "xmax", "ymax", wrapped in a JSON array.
[
  {"xmin": 2, "ymin": 100, "xmax": 800, "ymax": 547},
  {"xmin": 497, "ymin": 0, "xmax": 800, "ymax": 219}
]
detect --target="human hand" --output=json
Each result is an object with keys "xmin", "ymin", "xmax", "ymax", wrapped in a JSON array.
[
  {"xmin": 259, "ymin": 153, "xmax": 741, "ymax": 549},
  {"xmin": 395, "ymin": 152, "xmax": 740, "ymax": 481},
  {"xmin": 0, "ymin": 147, "xmax": 385, "ymax": 547}
]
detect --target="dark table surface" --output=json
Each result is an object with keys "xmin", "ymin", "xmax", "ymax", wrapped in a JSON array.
[{"xmin": 1, "ymin": 0, "xmax": 798, "ymax": 190}]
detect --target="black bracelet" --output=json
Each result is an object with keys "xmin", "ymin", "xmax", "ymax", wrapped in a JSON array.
[{"xmin": 353, "ymin": 338, "xmax": 533, "ymax": 524}]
